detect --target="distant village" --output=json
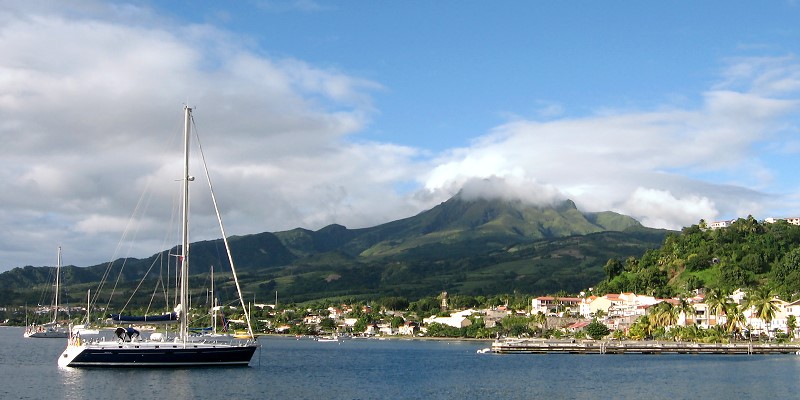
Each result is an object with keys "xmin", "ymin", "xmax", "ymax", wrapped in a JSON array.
[
  {"xmin": 219, "ymin": 288, "xmax": 800, "ymax": 340},
  {"xmin": 708, "ymin": 216, "xmax": 800, "ymax": 229},
  {"xmin": 7, "ymin": 286, "xmax": 799, "ymax": 341}
]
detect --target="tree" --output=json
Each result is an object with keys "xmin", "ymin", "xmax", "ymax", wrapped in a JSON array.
[
  {"xmin": 648, "ymin": 301, "xmax": 678, "ymax": 329},
  {"xmin": 380, "ymin": 296, "xmax": 410, "ymax": 311},
  {"xmin": 718, "ymin": 261, "xmax": 755, "ymax": 290},
  {"xmin": 603, "ymin": 258, "xmax": 624, "ymax": 280},
  {"xmin": 773, "ymin": 247, "xmax": 800, "ymax": 294},
  {"xmin": 320, "ymin": 317, "xmax": 336, "ymax": 332},
  {"xmin": 500, "ymin": 315, "xmax": 532, "ymax": 337},
  {"xmin": 353, "ymin": 314, "xmax": 373, "ymax": 333},
  {"xmin": 704, "ymin": 288, "xmax": 730, "ymax": 327},
  {"xmin": 685, "ymin": 252, "xmax": 712, "ymax": 272},
  {"xmin": 684, "ymin": 275, "xmax": 703, "ymax": 292},
  {"xmin": 593, "ymin": 309, "xmax": 607, "ymax": 321},
  {"xmin": 409, "ymin": 297, "xmax": 440, "ymax": 318},
  {"xmin": 425, "ymin": 322, "xmax": 461, "ymax": 337},
  {"xmin": 624, "ymin": 256, "xmax": 641, "ymax": 273},
  {"xmin": 585, "ymin": 320, "xmax": 610, "ymax": 340},
  {"xmin": 628, "ymin": 316, "xmax": 651, "ymax": 340},
  {"xmin": 390, "ymin": 315, "xmax": 405, "ymax": 329},
  {"xmin": 531, "ymin": 311, "xmax": 548, "ymax": 332},
  {"xmin": 745, "ymin": 286, "xmax": 779, "ymax": 335},
  {"xmin": 676, "ymin": 297, "xmax": 695, "ymax": 324},
  {"xmin": 723, "ymin": 303, "xmax": 745, "ymax": 337},
  {"xmin": 787, "ymin": 315, "xmax": 797, "ymax": 338}
]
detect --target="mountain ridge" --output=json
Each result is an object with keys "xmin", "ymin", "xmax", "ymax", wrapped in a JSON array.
[{"xmin": 0, "ymin": 194, "xmax": 669, "ymax": 305}]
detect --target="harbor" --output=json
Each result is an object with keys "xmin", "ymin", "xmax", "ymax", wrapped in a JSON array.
[{"xmin": 489, "ymin": 339, "xmax": 800, "ymax": 355}]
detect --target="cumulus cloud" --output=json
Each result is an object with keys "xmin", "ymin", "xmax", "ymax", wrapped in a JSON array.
[
  {"xmin": 620, "ymin": 188, "xmax": 718, "ymax": 229},
  {"xmin": 420, "ymin": 57, "xmax": 800, "ymax": 230},
  {"xmin": 0, "ymin": 1, "xmax": 799, "ymax": 270},
  {"xmin": 0, "ymin": 2, "xmax": 413, "ymax": 268},
  {"xmin": 458, "ymin": 176, "xmax": 565, "ymax": 206}
]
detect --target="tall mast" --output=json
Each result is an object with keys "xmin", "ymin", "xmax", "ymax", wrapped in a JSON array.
[
  {"xmin": 211, "ymin": 265, "xmax": 217, "ymax": 335},
  {"xmin": 180, "ymin": 105, "xmax": 192, "ymax": 342},
  {"xmin": 86, "ymin": 289, "xmax": 90, "ymax": 326},
  {"xmin": 54, "ymin": 246, "xmax": 61, "ymax": 324}
]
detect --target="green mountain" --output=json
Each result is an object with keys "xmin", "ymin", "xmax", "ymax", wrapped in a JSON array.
[{"xmin": 0, "ymin": 194, "xmax": 669, "ymax": 306}]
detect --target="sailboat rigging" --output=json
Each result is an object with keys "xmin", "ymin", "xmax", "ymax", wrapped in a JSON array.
[
  {"xmin": 72, "ymin": 289, "xmax": 100, "ymax": 335},
  {"xmin": 25, "ymin": 246, "xmax": 69, "ymax": 338},
  {"xmin": 58, "ymin": 106, "xmax": 259, "ymax": 367}
]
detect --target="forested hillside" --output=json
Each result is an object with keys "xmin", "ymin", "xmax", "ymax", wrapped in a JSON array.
[{"xmin": 594, "ymin": 217, "xmax": 800, "ymax": 299}]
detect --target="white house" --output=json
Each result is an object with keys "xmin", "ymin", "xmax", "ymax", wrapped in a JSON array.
[
  {"xmin": 398, "ymin": 321, "xmax": 420, "ymax": 335},
  {"xmin": 423, "ymin": 315, "xmax": 473, "ymax": 328},
  {"xmin": 532, "ymin": 296, "xmax": 583, "ymax": 316}
]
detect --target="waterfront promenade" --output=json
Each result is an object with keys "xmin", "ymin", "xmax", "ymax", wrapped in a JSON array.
[{"xmin": 490, "ymin": 339, "xmax": 800, "ymax": 355}]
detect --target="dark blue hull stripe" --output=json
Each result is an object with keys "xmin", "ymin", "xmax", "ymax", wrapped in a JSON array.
[{"xmin": 67, "ymin": 346, "xmax": 257, "ymax": 367}]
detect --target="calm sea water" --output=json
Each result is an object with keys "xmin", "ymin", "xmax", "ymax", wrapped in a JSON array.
[{"xmin": 2, "ymin": 326, "xmax": 800, "ymax": 399}]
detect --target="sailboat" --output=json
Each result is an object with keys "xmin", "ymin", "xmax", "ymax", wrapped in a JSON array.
[
  {"xmin": 58, "ymin": 106, "xmax": 259, "ymax": 367},
  {"xmin": 189, "ymin": 265, "xmax": 232, "ymax": 341},
  {"xmin": 71, "ymin": 290, "xmax": 100, "ymax": 335},
  {"xmin": 25, "ymin": 247, "xmax": 69, "ymax": 339}
]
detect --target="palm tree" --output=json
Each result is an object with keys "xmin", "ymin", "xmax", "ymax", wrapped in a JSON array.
[
  {"xmin": 648, "ymin": 302, "xmax": 679, "ymax": 332},
  {"xmin": 704, "ymin": 288, "xmax": 730, "ymax": 327},
  {"xmin": 629, "ymin": 316, "xmax": 651, "ymax": 340},
  {"xmin": 787, "ymin": 315, "xmax": 797, "ymax": 339},
  {"xmin": 677, "ymin": 297, "xmax": 696, "ymax": 325},
  {"xmin": 529, "ymin": 312, "xmax": 547, "ymax": 335},
  {"xmin": 532, "ymin": 311, "xmax": 547, "ymax": 330},
  {"xmin": 685, "ymin": 324, "xmax": 701, "ymax": 342},
  {"xmin": 745, "ymin": 286, "xmax": 779, "ymax": 337},
  {"xmin": 705, "ymin": 324, "xmax": 727, "ymax": 343},
  {"xmin": 724, "ymin": 303, "xmax": 746, "ymax": 339},
  {"xmin": 593, "ymin": 309, "xmax": 607, "ymax": 321}
]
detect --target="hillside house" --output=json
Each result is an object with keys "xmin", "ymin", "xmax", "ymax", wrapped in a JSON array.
[{"xmin": 532, "ymin": 296, "xmax": 582, "ymax": 316}]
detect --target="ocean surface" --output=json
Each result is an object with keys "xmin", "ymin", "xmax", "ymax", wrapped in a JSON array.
[{"xmin": 3, "ymin": 326, "xmax": 800, "ymax": 399}]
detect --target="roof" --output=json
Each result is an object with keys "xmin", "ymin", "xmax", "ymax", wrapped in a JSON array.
[
  {"xmin": 567, "ymin": 321, "xmax": 591, "ymax": 329},
  {"xmin": 535, "ymin": 296, "xmax": 583, "ymax": 302}
]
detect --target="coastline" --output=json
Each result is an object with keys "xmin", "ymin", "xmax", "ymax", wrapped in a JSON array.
[{"xmin": 490, "ymin": 338, "xmax": 800, "ymax": 355}]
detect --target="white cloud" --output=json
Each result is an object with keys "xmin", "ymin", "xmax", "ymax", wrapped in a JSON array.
[
  {"xmin": 620, "ymin": 188, "xmax": 718, "ymax": 230},
  {"xmin": 75, "ymin": 214, "xmax": 141, "ymax": 234},
  {"xmin": 420, "ymin": 57, "xmax": 800, "ymax": 227},
  {"xmin": 458, "ymin": 176, "xmax": 565, "ymax": 206},
  {"xmin": 0, "ymin": 2, "xmax": 799, "ymax": 271}
]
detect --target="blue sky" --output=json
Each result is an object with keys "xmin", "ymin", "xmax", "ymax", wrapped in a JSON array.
[
  {"xmin": 170, "ymin": 1, "xmax": 794, "ymax": 148},
  {"xmin": 1, "ymin": 1, "xmax": 800, "ymax": 270}
]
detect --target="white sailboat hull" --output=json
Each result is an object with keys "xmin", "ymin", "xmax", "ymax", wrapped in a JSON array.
[
  {"xmin": 25, "ymin": 328, "xmax": 69, "ymax": 338},
  {"xmin": 59, "ymin": 338, "xmax": 258, "ymax": 368}
]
